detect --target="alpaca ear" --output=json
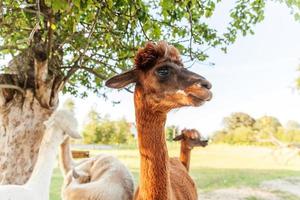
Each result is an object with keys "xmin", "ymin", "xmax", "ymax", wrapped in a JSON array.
[
  {"xmin": 105, "ymin": 69, "xmax": 137, "ymax": 89},
  {"xmin": 66, "ymin": 128, "xmax": 82, "ymax": 139},
  {"xmin": 181, "ymin": 128, "xmax": 187, "ymax": 134},
  {"xmin": 173, "ymin": 134, "xmax": 184, "ymax": 141},
  {"xmin": 72, "ymin": 169, "xmax": 80, "ymax": 179}
]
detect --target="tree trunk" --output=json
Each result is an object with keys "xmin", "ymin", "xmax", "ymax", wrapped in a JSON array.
[
  {"xmin": 0, "ymin": 90, "xmax": 55, "ymax": 184},
  {"xmin": 0, "ymin": 46, "xmax": 64, "ymax": 184}
]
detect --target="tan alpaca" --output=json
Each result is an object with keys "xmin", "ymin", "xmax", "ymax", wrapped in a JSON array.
[
  {"xmin": 173, "ymin": 129, "xmax": 208, "ymax": 171},
  {"xmin": 106, "ymin": 41, "xmax": 212, "ymax": 200},
  {"xmin": 60, "ymin": 137, "xmax": 134, "ymax": 200}
]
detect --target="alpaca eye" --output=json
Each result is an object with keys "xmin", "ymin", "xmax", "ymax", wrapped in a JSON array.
[{"xmin": 156, "ymin": 67, "xmax": 170, "ymax": 78}]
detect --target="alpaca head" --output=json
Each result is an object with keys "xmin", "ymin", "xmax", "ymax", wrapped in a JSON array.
[
  {"xmin": 106, "ymin": 41, "xmax": 212, "ymax": 112},
  {"xmin": 44, "ymin": 110, "xmax": 81, "ymax": 143},
  {"xmin": 72, "ymin": 169, "xmax": 91, "ymax": 184},
  {"xmin": 173, "ymin": 129, "xmax": 208, "ymax": 149}
]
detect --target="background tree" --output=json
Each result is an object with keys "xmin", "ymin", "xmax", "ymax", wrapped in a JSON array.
[
  {"xmin": 214, "ymin": 112, "xmax": 256, "ymax": 145},
  {"xmin": 254, "ymin": 116, "xmax": 282, "ymax": 134},
  {"xmin": 165, "ymin": 125, "xmax": 179, "ymax": 142},
  {"xmin": 285, "ymin": 120, "xmax": 300, "ymax": 130},
  {"xmin": 82, "ymin": 110, "xmax": 133, "ymax": 145},
  {"xmin": 82, "ymin": 108, "xmax": 101, "ymax": 144},
  {"xmin": 213, "ymin": 113, "xmax": 300, "ymax": 145},
  {"xmin": 0, "ymin": 0, "xmax": 266, "ymax": 184},
  {"xmin": 223, "ymin": 112, "xmax": 256, "ymax": 131}
]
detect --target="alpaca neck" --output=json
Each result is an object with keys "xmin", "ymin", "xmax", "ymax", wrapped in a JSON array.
[
  {"xmin": 179, "ymin": 141, "xmax": 191, "ymax": 171},
  {"xmin": 26, "ymin": 128, "xmax": 61, "ymax": 199},
  {"xmin": 135, "ymin": 92, "xmax": 171, "ymax": 199},
  {"xmin": 59, "ymin": 137, "xmax": 74, "ymax": 176}
]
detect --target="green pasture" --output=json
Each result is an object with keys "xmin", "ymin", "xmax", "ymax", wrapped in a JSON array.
[{"xmin": 50, "ymin": 144, "xmax": 300, "ymax": 200}]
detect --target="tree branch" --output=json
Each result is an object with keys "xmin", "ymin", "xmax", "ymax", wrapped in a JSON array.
[
  {"xmin": 28, "ymin": 22, "xmax": 40, "ymax": 45},
  {"xmin": 78, "ymin": 66, "xmax": 107, "ymax": 80},
  {"xmin": 138, "ymin": 20, "xmax": 150, "ymax": 41},
  {"xmin": 187, "ymin": 1, "xmax": 194, "ymax": 60},
  {"xmin": 82, "ymin": 55, "xmax": 134, "ymax": 93},
  {"xmin": 83, "ymin": 55, "xmax": 117, "ymax": 72},
  {"xmin": 91, "ymin": 52, "xmax": 132, "ymax": 62},
  {"xmin": 0, "ymin": 74, "xmax": 23, "ymax": 106},
  {"xmin": 62, "ymin": 8, "xmax": 100, "ymax": 83},
  {"xmin": 62, "ymin": 65, "xmax": 107, "ymax": 80},
  {"xmin": 0, "ymin": 45, "xmax": 21, "ymax": 51},
  {"xmin": 28, "ymin": 0, "xmax": 42, "ymax": 45},
  {"xmin": 0, "ymin": 84, "xmax": 25, "ymax": 95},
  {"xmin": 47, "ymin": 11, "xmax": 54, "ymax": 58},
  {"xmin": 124, "ymin": 87, "xmax": 133, "ymax": 93},
  {"xmin": 22, "ymin": 8, "xmax": 47, "ymax": 18},
  {"xmin": 78, "ymin": 8, "xmax": 100, "ymax": 66},
  {"xmin": 34, "ymin": 49, "xmax": 56, "ymax": 108},
  {"xmin": 34, "ymin": 51, "xmax": 48, "ymax": 83},
  {"xmin": 63, "ymin": 67, "xmax": 78, "ymax": 83}
]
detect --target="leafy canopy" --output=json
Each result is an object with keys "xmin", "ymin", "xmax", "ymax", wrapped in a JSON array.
[{"xmin": 0, "ymin": 0, "xmax": 265, "ymax": 97}]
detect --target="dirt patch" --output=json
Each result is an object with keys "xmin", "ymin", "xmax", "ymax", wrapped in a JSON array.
[
  {"xmin": 261, "ymin": 177, "xmax": 300, "ymax": 197},
  {"xmin": 200, "ymin": 188, "xmax": 280, "ymax": 200}
]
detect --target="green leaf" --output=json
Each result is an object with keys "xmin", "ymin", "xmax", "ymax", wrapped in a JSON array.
[
  {"xmin": 52, "ymin": 0, "xmax": 69, "ymax": 12},
  {"xmin": 73, "ymin": 0, "xmax": 81, "ymax": 8}
]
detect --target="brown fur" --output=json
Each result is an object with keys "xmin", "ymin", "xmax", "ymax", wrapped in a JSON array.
[
  {"xmin": 133, "ymin": 90, "xmax": 198, "ymax": 200},
  {"xmin": 134, "ymin": 158, "xmax": 198, "ymax": 200},
  {"xmin": 106, "ymin": 41, "xmax": 212, "ymax": 200}
]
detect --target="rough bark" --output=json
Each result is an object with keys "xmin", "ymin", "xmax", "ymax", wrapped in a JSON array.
[
  {"xmin": 0, "ymin": 46, "xmax": 63, "ymax": 184},
  {"xmin": 0, "ymin": 90, "xmax": 54, "ymax": 184}
]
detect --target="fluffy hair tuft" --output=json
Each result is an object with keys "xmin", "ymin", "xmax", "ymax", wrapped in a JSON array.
[{"xmin": 134, "ymin": 41, "xmax": 181, "ymax": 71}]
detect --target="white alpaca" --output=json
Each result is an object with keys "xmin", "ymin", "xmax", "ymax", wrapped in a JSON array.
[
  {"xmin": 60, "ymin": 137, "xmax": 134, "ymax": 200},
  {"xmin": 0, "ymin": 110, "xmax": 81, "ymax": 200}
]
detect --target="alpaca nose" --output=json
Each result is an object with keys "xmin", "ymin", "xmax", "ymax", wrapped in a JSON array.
[
  {"xmin": 192, "ymin": 76, "xmax": 212, "ymax": 90},
  {"xmin": 202, "ymin": 139, "xmax": 209, "ymax": 143},
  {"xmin": 180, "ymin": 68, "xmax": 212, "ymax": 90},
  {"xmin": 199, "ymin": 79, "xmax": 212, "ymax": 90},
  {"xmin": 201, "ymin": 138, "xmax": 209, "ymax": 145}
]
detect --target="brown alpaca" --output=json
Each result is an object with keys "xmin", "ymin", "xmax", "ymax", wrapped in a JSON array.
[
  {"xmin": 106, "ymin": 41, "xmax": 212, "ymax": 200},
  {"xmin": 173, "ymin": 129, "xmax": 208, "ymax": 171}
]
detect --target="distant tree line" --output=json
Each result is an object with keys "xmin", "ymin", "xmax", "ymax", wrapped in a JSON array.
[
  {"xmin": 166, "ymin": 125, "xmax": 180, "ymax": 142},
  {"xmin": 82, "ymin": 109, "xmax": 134, "ymax": 145},
  {"xmin": 212, "ymin": 112, "xmax": 300, "ymax": 145},
  {"xmin": 63, "ymin": 99, "xmax": 181, "ymax": 145}
]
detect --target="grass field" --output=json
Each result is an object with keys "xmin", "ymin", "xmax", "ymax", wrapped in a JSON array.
[{"xmin": 50, "ymin": 144, "xmax": 300, "ymax": 200}]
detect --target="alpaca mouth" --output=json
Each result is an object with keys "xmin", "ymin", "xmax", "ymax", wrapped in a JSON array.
[
  {"xmin": 189, "ymin": 94, "xmax": 205, "ymax": 104},
  {"xmin": 190, "ymin": 139, "xmax": 209, "ymax": 147},
  {"xmin": 188, "ymin": 89, "xmax": 212, "ymax": 106},
  {"xmin": 184, "ymin": 82, "xmax": 212, "ymax": 106},
  {"xmin": 199, "ymin": 139, "xmax": 209, "ymax": 147}
]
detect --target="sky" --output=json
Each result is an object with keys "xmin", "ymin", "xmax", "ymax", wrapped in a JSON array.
[{"xmin": 2, "ymin": 1, "xmax": 300, "ymax": 137}]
